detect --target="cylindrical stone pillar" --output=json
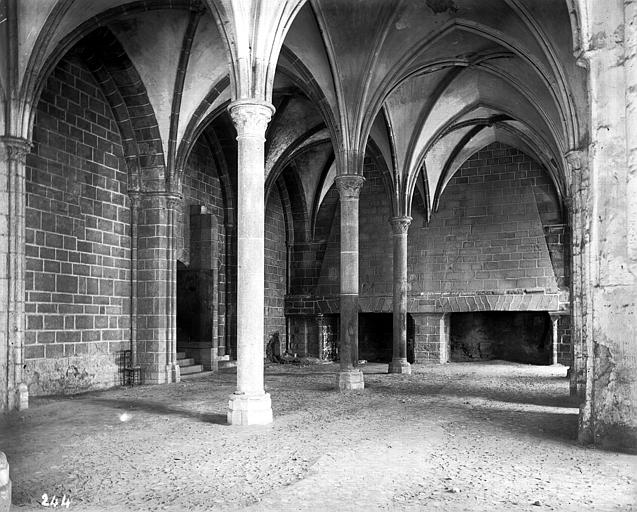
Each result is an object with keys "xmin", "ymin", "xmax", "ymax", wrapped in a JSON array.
[
  {"xmin": 227, "ymin": 99, "xmax": 274, "ymax": 425},
  {"xmin": 334, "ymin": 174, "xmax": 365, "ymax": 391},
  {"xmin": 389, "ymin": 216, "xmax": 412, "ymax": 374}
]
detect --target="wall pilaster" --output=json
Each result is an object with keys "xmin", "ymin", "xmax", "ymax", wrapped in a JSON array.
[{"xmin": 0, "ymin": 137, "xmax": 31, "ymax": 412}]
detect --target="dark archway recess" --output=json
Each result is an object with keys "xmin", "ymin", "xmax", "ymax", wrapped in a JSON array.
[
  {"xmin": 358, "ymin": 313, "xmax": 393, "ymax": 363},
  {"xmin": 177, "ymin": 260, "xmax": 205, "ymax": 345},
  {"xmin": 450, "ymin": 312, "xmax": 552, "ymax": 365}
]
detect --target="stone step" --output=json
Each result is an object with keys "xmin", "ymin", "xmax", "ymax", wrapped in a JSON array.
[
  {"xmin": 176, "ymin": 351, "xmax": 186, "ymax": 360},
  {"xmin": 180, "ymin": 364, "xmax": 203, "ymax": 375},
  {"xmin": 181, "ymin": 370, "xmax": 216, "ymax": 380},
  {"xmin": 177, "ymin": 358, "xmax": 195, "ymax": 366}
]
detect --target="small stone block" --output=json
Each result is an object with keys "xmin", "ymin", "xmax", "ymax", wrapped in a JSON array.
[
  {"xmin": 227, "ymin": 393, "xmax": 273, "ymax": 425},
  {"xmin": 389, "ymin": 359, "xmax": 412, "ymax": 374},
  {"xmin": 17, "ymin": 383, "xmax": 29, "ymax": 411},
  {"xmin": 172, "ymin": 364, "xmax": 181, "ymax": 383},
  {"xmin": 338, "ymin": 370, "xmax": 365, "ymax": 391}
]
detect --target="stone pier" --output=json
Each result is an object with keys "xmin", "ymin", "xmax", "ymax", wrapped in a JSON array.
[
  {"xmin": 227, "ymin": 100, "xmax": 274, "ymax": 425},
  {"xmin": 135, "ymin": 192, "xmax": 181, "ymax": 385},
  {"xmin": 389, "ymin": 216, "xmax": 412, "ymax": 374},
  {"xmin": 578, "ymin": 3, "xmax": 637, "ymax": 452},
  {"xmin": 335, "ymin": 173, "xmax": 365, "ymax": 391},
  {"xmin": 0, "ymin": 137, "xmax": 30, "ymax": 412}
]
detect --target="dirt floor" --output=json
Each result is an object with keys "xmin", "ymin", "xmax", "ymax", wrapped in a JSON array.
[{"xmin": 1, "ymin": 361, "xmax": 635, "ymax": 512}]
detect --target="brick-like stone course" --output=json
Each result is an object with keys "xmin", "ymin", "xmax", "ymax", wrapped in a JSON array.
[
  {"xmin": 265, "ymin": 187, "xmax": 287, "ymax": 348},
  {"xmin": 410, "ymin": 144, "xmax": 561, "ymax": 297},
  {"xmin": 24, "ymin": 55, "xmax": 130, "ymax": 394}
]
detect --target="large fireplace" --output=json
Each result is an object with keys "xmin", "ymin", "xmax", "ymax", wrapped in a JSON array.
[{"xmin": 450, "ymin": 311, "xmax": 552, "ymax": 365}]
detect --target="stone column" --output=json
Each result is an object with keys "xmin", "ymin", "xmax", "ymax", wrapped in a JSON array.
[
  {"xmin": 0, "ymin": 137, "xmax": 30, "ymax": 412},
  {"xmin": 549, "ymin": 313, "xmax": 560, "ymax": 366},
  {"xmin": 227, "ymin": 99, "xmax": 274, "ymax": 425},
  {"xmin": 334, "ymin": 174, "xmax": 365, "ymax": 391},
  {"xmin": 389, "ymin": 216, "xmax": 412, "ymax": 374}
]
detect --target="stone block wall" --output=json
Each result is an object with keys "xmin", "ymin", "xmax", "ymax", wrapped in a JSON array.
[
  {"xmin": 265, "ymin": 186, "xmax": 287, "ymax": 348},
  {"xmin": 410, "ymin": 144, "xmax": 561, "ymax": 296},
  {"xmin": 359, "ymin": 157, "xmax": 393, "ymax": 299},
  {"xmin": 24, "ymin": 55, "xmax": 130, "ymax": 395},
  {"xmin": 412, "ymin": 313, "xmax": 449, "ymax": 363}
]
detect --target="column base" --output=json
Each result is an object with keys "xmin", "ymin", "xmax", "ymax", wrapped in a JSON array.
[
  {"xmin": 388, "ymin": 358, "xmax": 412, "ymax": 374},
  {"xmin": 227, "ymin": 392, "xmax": 273, "ymax": 425},
  {"xmin": 165, "ymin": 364, "xmax": 181, "ymax": 384},
  {"xmin": 338, "ymin": 369, "xmax": 365, "ymax": 391}
]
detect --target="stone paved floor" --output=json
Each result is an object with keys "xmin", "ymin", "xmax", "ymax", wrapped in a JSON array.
[{"xmin": 1, "ymin": 361, "xmax": 635, "ymax": 511}]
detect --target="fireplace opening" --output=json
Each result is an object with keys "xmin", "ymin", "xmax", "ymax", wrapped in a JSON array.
[
  {"xmin": 450, "ymin": 311, "xmax": 552, "ymax": 365},
  {"xmin": 358, "ymin": 313, "xmax": 392, "ymax": 363}
]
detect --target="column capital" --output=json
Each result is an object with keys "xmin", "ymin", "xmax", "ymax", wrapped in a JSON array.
[
  {"xmin": 128, "ymin": 190, "xmax": 142, "ymax": 205},
  {"xmin": 389, "ymin": 216, "xmax": 412, "ymax": 235},
  {"xmin": 0, "ymin": 136, "xmax": 32, "ymax": 164},
  {"xmin": 228, "ymin": 99, "xmax": 275, "ymax": 139},
  {"xmin": 334, "ymin": 174, "xmax": 365, "ymax": 200}
]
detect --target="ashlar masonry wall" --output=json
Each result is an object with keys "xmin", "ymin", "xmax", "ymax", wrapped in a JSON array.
[
  {"xmin": 265, "ymin": 186, "xmax": 287, "ymax": 349},
  {"xmin": 24, "ymin": 54, "xmax": 131, "ymax": 395}
]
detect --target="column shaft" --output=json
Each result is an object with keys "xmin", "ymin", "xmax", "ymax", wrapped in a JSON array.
[
  {"xmin": 389, "ymin": 216, "xmax": 411, "ymax": 374},
  {"xmin": 227, "ymin": 100, "xmax": 274, "ymax": 425},
  {"xmin": 335, "ymin": 174, "xmax": 365, "ymax": 391}
]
